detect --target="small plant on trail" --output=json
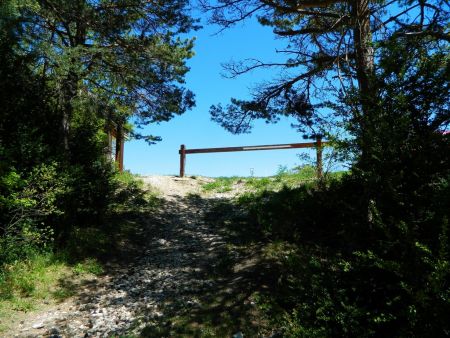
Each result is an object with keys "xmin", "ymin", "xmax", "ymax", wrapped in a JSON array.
[{"xmin": 202, "ymin": 177, "xmax": 240, "ymax": 193}]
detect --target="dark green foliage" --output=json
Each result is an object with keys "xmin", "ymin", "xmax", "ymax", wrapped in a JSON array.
[
  {"xmin": 232, "ymin": 35, "xmax": 450, "ymax": 337},
  {"xmin": 16, "ymin": 0, "xmax": 197, "ymax": 144},
  {"xmin": 237, "ymin": 173, "xmax": 450, "ymax": 336},
  {"xmin": 0, "ymin": 164, "xmax": 62, "ymax": 264},
  {"xmin": 0, "ymin": 12, "xmax": 59, "ymax": 264},
  {"xmin": 0, "ymin": 0, "xmax": 192, "ymax": 281}
]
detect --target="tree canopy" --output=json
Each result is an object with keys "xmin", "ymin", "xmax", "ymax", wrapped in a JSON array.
[
  {"xmin": 201, "ymin": 0, "xmax": 449, "ymax": 140},
  {"xmin": 6, "ymin": 0, "xmax": 198, "ymax": 147},
  {"xmin": 0, "ymin": 0, "xmax": 200, "ymax": 262}
]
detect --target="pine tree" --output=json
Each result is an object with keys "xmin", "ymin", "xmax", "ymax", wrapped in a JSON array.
[
  {"xmin": 11, "ymin": 0, "xmax": 198, "ymax": 150},
  {"xmin": 201, "ymin": 0, "xmax": 449, "ymax": 142}
]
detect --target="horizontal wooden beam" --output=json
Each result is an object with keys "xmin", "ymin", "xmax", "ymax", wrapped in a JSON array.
[{"xmin": 180, "ymin": 142, "xmax": 328, "ymax": 155}]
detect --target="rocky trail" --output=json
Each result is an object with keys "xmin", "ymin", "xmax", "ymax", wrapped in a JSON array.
[{"xmin": 8, "ymin": 176, "xmax": 270, "ymax": 338}]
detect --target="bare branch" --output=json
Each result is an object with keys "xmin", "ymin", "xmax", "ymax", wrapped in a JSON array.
[
  {"xmin": 261, "ymin": 0, "xmax": 344, "ymax": 10},
  {"xmin": 275, "ymin": 27, "xmax": 338, "ymax": 36},
  {"xmin": 400, "ymin": 30, "xmax": 450, "ymax": 42}
]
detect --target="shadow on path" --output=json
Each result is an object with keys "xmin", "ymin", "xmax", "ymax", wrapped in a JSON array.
[{"xmin": 38, "ymin": 190, "xmax": 278, "ymax": 337}]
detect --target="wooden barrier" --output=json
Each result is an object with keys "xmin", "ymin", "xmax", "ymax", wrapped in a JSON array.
[{"xmin": 179, "ymin": 139, "xmax": 327, "ymax": 178}]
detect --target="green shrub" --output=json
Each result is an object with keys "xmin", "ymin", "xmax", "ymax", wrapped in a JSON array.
[
  {"xmin": 202, "ymin": 176, "xmax": 240, "ymax": 193},
  {"xmin": 73, "ymin": 258, "xmax": 103, "ymax": 275},
  {"xmin": 0, "ymin": 163, "xmax": 64, "ymax": 265},
  {"xmin": 237, "ymin": 168, "xmax": 450, "ymax": 336}
]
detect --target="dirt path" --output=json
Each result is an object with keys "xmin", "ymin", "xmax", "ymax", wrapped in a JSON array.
[{"xmin": 8, "ymin": 176, "xmax": 268, "ymax": 337}]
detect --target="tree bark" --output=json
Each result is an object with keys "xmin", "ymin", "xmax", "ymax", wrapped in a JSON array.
[
  {"xmin": 352, "ymin": 0, "xmax": 375, "ymax": 108},
  {"xmin": 61, "ymin": 71, "xmax": 78, "ymax": 152},
  {"xmin": 351, "ymin": 0, "xmax": 377, "ymax": 223},
  {"xmin": 351, "ymin": 0, "xmax": 376, "ymax": 169},
  {"xmin": 61, "ymin": 9, "xmax": 86, "ymax": 153},
  {"xmin": 115, "ymin": 123, "xmax": 124, "ymax": 172}
]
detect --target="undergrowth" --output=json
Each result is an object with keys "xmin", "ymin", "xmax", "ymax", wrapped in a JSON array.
[
  {"xmin": 230, "ymin": 170, "xmax": 450, "ymax": 337},
  {"xmin": 0, "ymin": 251, "xmax": 104, "ymax": 333},
  {"xmin": 0, "ymin": 171, "xmax": 158, "ymax": 333}
]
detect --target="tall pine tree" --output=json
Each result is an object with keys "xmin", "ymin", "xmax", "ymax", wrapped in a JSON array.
[
  {"xmin": 201, "ymin": 0, "xmax": 449, "ymax": 144},
  {"xmin": 11, "ymin": 0, "xmax": 197, "ymax": 151}
]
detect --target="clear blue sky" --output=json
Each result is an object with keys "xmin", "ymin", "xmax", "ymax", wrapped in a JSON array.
[{"xmin": 125, "ymin": 15, "xmax": 317, "ymax": 177}]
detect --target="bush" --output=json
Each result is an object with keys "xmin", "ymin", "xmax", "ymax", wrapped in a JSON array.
[
  {"xmin": 0, "ymin": 163, "xmax": 65, "ymax": 265},
  {"xmin": 238, "ymin": 164, "xmax": 450, "ymax": 336}
]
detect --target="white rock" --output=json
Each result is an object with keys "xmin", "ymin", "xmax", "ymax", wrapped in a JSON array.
[{"xmin": 157, "ymin": 239, "xmax": 168, "ymax": 245}]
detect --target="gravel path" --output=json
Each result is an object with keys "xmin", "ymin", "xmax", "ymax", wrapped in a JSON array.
[{"xmin": 11, "ymin": 176, "xmax": 245, "ymax": 337}]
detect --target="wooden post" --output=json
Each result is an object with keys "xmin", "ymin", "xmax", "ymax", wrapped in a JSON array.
[
  {"xmin": 115, "ymin": 125, "xmax": 124, "ymax": 172},
  {"xmin": 178, "ymin": 141, "xmax": 328, "ymax": 177},
  {"xmin": 316, "ymin": 137, "xmax": 323, "ymax": 179},
  {"xmin": 179, "ymin": 144, "xmax": 186, "ymax": 177},
  {"xmin": 118, "ymin": 135, "xmax": 124, "ymax": 172}
]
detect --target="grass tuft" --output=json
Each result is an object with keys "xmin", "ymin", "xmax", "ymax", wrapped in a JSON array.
[
  {"xmin": 73, "ymin": 258, "xmax": 104, "ymax": 275},
  {"xmin": 202, "ymin": 176, "xmax": 241, "ymax": 193}
]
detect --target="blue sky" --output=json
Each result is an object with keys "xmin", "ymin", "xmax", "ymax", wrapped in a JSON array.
[{"xmin": 125, "ymin": 15, "xmax": 317, "ymax": 177}]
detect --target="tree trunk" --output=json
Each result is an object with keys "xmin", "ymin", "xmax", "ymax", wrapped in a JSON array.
[
  {"xmin": 352, "ymin": 0, "xmax": 376, "ymax": 168},
  {"xmin": 61, "ymin": 69, "xmax": 79, "ymax": 152},
  {"xmin": 115, "ymin": 123, "xmax": 124, "ymax": 172},
  {"xmin": 61, "ymin": 11, "xmax": 86, "ymax": 153},
  {"xmin": 352, "ymin": 0, "xmax": 374, "ymax": 103},
  {"xmin": 351, "ymin": 0, "xmax": 378, "ymax": 223}
]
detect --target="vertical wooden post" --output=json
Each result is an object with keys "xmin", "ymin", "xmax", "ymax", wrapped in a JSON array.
[
  {"xmin": 115, "ymin": 125, "xmax": 124, "ymax": 172},
  {"xmin": 179, "ymin": 144, "xmax": 186, "ymax": 177},
  {"xmin": 118, "ymin": 135, "xmax": 124, "ymax": 172},
  {"xmin": 316, "ymin": 137, "xmax": 323, "ymax": 179}
]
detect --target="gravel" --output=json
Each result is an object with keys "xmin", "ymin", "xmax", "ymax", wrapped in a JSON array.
[{"xmin": 14, "ymin": 176, "xmax": 229, "ymax": 338}]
